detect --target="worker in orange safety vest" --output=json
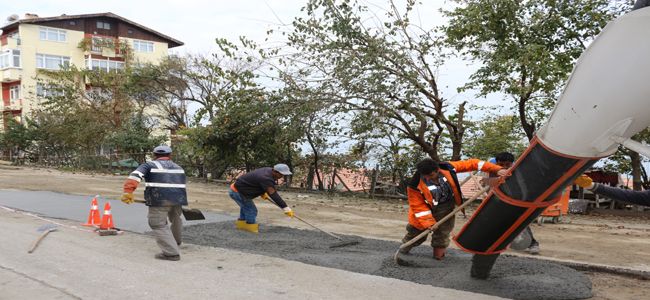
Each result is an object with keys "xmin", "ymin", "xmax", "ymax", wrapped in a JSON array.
[{"xmin": 400, "ymin": 158, "xmax": 507, "ymax": 260}]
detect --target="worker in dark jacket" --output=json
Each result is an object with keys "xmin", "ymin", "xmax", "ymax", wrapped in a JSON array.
[
  {"xmin": 121, "ymin": 145, "xmax": 187, "ymax": 261},
  {"xmin": 575, "ymin": 175, "xmax": 650, "ymax": 207},
  {"xmin": 229, "ymin": 164, "xmax": 294, "ymax": 233}
]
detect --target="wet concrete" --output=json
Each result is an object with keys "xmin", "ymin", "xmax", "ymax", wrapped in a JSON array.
[
  {"xmin": 0, "ymin": 189, "xmax": 592, "ymax": 299},
  {"xmin": 184, "ymin": 222, "xmax": 592, "ymax": 300},
  {"xmin": 0, "ymin": 189, "xmax": 233, "ymax": 233}
]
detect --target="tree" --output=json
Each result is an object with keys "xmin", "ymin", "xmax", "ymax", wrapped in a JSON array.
[
  {"xmin": 0, "ymin": 118, "xmax": 38, "ymax": 162},
  {"xmin": 442, "ymin": 0, "xmax": 629, "ymax": 141},
  {"xmin": 463, "ymin": 115, "xmax": 527, "ymax": 159},
  {"xmin": 603, "ymin": 129, "xmax": 650, "ymax": 191},
  {"xmin": 282, "ymin": 0, "xmax": 469, "ymax": 160},
  {"xmin": 27, "ymin": 60, "xmax": 164, "ymax": 168},
  {"xmin": 145, "ymin": 39, "xmax": 304, "ymax": 178}
]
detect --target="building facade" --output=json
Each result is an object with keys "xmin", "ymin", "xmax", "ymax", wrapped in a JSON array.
[{"xmin": 0, "ymin": 12, "xmax": 183, "ymax": 128}]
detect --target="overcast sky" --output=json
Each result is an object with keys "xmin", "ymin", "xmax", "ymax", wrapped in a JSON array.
[{"xmin": 4, "ymin": 0, "xmax": 508, "ymax": 115}]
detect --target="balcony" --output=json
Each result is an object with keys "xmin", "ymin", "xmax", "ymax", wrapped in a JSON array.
[
  {"xmin": 1, "ymin": 102, "xmax": 22, "ymax": 112},
  {"xmin": 1, "ymin": 35, "xmax": 20, "ymax": 50},
  {"xmin": 1, "ymin": 68, "xmax": 21, "ymax": 82}
]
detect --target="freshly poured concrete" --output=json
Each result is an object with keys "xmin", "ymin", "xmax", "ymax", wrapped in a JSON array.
[
  {"xmin": 0, "ymin": 189, "xmax": 592, "ymax": 299},
  {"xmin": 0, "ymin": 189, "xmax": 232, "ymax": 233},
  {"xmin": 184, "ymin": 222, "xmax": 592, "ymax": 300}
]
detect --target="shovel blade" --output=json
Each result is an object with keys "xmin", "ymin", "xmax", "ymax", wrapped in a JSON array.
[
  {"xmin": 182, "ymin": 207, "xmax": 205, "ymax": 220},
  {"xmin": 37, "ymin": 224, "xmax": 58, "ymax": 232}
]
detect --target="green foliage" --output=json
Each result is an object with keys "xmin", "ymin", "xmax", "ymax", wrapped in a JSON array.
[
  {"xmin": 106, "ymin": 116, "xmax": 165, "ymax": 163},
  {"xmin": 144, "ymin": 39, "xmax": 302, "ymax": 178},
  {"xmin": 0, "ymin": 118, "xmax": 37, "ymax": 155},
  {"xmin": 282, "ymin": 0, "xmax": 468, "ymax": 160},
  {"xmin": 462, "ymin": 115, "xmax": 527, "ymax": 159},
  {"xmin": 21, "ymin": 63, "xmax": 165, "ymax": 168},
  {"xmin": 442, "ymin": 0, "xmax": 629, "ymax": 140}
]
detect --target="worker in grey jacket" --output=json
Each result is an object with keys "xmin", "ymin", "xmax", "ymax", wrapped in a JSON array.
[
  {"xmin": 121, "ymin": 145, "xmax": 187, "ymax": 261},
  {"xmin": 575, "ymin": 175, "xmax": 650, "ymax": 207}
]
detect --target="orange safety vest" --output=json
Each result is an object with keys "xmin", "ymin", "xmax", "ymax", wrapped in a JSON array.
[{"xmin": 407, "ymin": 159, "xmax": 502, "ymax": 230}]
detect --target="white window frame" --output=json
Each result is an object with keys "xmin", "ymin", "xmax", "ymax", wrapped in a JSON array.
[
  {"xmin": 36, "ymin": 54, "xmax": 70, "ymax": 70},
  {"xmin": 0, "ymin": 49, "xmax": 20, "ymax": 69},
  {"xmin": 85, "ymin": 58, "xmax": 125, "ymax": 72},
  {"xmin": 9, "ymin": 85, "xmax": 20, "ymax": 101},
  {"xmin": 39, "ymin": 27, "xmax": 67, "ymax": 42},
  {"xmin": 133, "ymin": 40, "xmax": 154, "ymax": 53}
]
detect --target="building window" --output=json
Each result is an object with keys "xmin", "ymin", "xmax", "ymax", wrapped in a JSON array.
[
  {"xmin": 97, "ymin": 21, "xmax": 111, "ymax": 30},
  {"xmin": 91, "ymin": 37, "xmax": 114, "ymax": 52},
  {"xmin": 36, "ymin": 83, "xmax": 62, "ymax": 98},
  {"xmin": 36, "ymin": 54, "xmax": 70, "ymax": 70},
  {"xmin": 39, "ymin": 27, "xmax": 66, "ymax": 42},
  {"xmin": 9, "ymin": 85, "xmax": 20, "ymax": 101},
  {"xmin": 0, "ymin": 49, "xmax": 20, "ymax": 68},
  {"xmin": 133, "ymin": 40, "xmax": 154, "ymax": 53},
  {"xmin": 127, "ymin": 29, "xmax": 134, "ymax": 34},
  {"xmin": 86, "ymin": 58, "xmax": 125, "ymax": 72},
  {"xmin": 69, "ymin": 21, "xmax": 76, "ymax": 25}
]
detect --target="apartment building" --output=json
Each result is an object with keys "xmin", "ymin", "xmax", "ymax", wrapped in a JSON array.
[{"xmin": 0, "ymin": 12, "xmax": 183, "ymax": 128}]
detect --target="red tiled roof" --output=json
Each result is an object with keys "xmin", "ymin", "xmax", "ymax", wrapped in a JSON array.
[{"xmin": 460, "ymin": 174, "xmax": 487, "ymax": 200}]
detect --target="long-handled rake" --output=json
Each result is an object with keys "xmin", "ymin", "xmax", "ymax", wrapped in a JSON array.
[{"xmin": 263, "ymin": 197, "xmax": 360, "ymax": 248}]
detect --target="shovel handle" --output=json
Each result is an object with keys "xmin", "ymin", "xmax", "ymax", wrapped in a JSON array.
[
  {"xmin": 398, "ymin": 185, "xmax": 490, "ymax": 251},
  {"xmin": 261, "ymin": 197, "xmax": 344, "ymax": 241},
  {"xmin": 293, "ymin": 214, "xmax": 344, "ymax": 241},
  {"xmin": 28, "ymin": 229, "xmax": 55, "ymax": 254}
]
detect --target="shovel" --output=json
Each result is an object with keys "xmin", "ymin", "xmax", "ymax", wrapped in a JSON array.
[
  {"xmin": 28, "ymin": 224, "xmax": 58, "ymax": 254},
  {"xmin": 134, "ymin": 200, "xmax": 205, "ymax": 220},
  {"xmin": 394, "ymin": 185, "xmax": 490, "ymax": 265}
]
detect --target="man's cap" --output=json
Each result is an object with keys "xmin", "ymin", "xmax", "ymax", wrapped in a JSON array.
[
  {"xmin": 153, "ymin": 145, "xmax": 172, "ymax": 154},
  {"xmin": 273, "ymin": 163, "xmax": 292, "ymax": 175}
]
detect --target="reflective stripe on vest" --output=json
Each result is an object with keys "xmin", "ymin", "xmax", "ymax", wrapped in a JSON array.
[
  {"xmin": 145, "ymin": 182, "xmax": 186, "ymax": 188},
  {"xmin": 150, "ymin": 169, "xmax": 185, "ymax": 174},
  {"xmin": 414, "ymin": 210, "xmax": 432, "ymax": 218}
]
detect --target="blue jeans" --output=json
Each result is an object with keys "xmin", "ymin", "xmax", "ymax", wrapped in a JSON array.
[{"xmin": 229, "ymin": 190, "xmax": 257, "ymax": 224}]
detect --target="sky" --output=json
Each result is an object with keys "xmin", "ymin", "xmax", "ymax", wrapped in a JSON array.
[
  {"xmin": 4, "ymin": 0, "xmax": 522, "ymax": 163},
  {"xmin": 2, "ymin": 0, "xmax": 507, "ymax": 115}
]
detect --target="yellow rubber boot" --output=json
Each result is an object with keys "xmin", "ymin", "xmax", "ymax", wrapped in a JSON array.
[
  {"xmin": 241, "ymin": 223, "xmax": 259, "ymax": 233},
  {"xmin": 235, "ymin": 220, "xmax": 246, "ymax": 229}
]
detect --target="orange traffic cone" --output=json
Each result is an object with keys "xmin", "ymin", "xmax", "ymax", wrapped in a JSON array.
[
  {"xmin": 99, "ymin": 202, "xmax": 115, "ymax": 230},
  {"xmin": 83, "ymin": 196, "xmax": 102, "ymax": 227}
]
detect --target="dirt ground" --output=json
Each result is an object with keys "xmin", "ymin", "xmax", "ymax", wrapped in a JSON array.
[{"xmin": 2, "ymin": 164, "xmax": 649, "ymax": 299}]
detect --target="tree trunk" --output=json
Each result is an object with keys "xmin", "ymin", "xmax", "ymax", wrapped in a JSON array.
[
  {"xmin": 306, "ymin": 165, "xmax": 315, "ymax": 190},
  {"xmin": 330, "ymin": 169, "xmax": 337, "ymax": 191},
  {"xmin": 315, "ymin": 166, "xmax": 324, "ymax": 191},
  {"xmin": 518, "ymin": 96, "xmax": 535, "ymax": 141},
  {"xmin": 370, "ymin": 168, "xmax": 378, "ymax": 198},
  {"xmin": 306, "ymin": 129, "xmax": 324, "ymax": 190},
  {"xmin": 285, "ymin": 144, "xmax": 293, "ymax": 187},
  {"xmin": 630, "ymin": 151, "xmax": 643, "ymax": 191}
]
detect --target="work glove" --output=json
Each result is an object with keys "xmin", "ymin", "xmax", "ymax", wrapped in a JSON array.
[
  {"xmin": 121, "ymin": 193, "xmax": 134, "ymax": 204},
  {"xmin": 262, "ymin": 193, "xmax": 270, "ymax": 201},
  {"xmin": 283, "ymin": 207, "xmax": 294, "ymax": 218},
  {"xmin": 574, "ymin": 175, "xmax": 594, "ymax": 189}
]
